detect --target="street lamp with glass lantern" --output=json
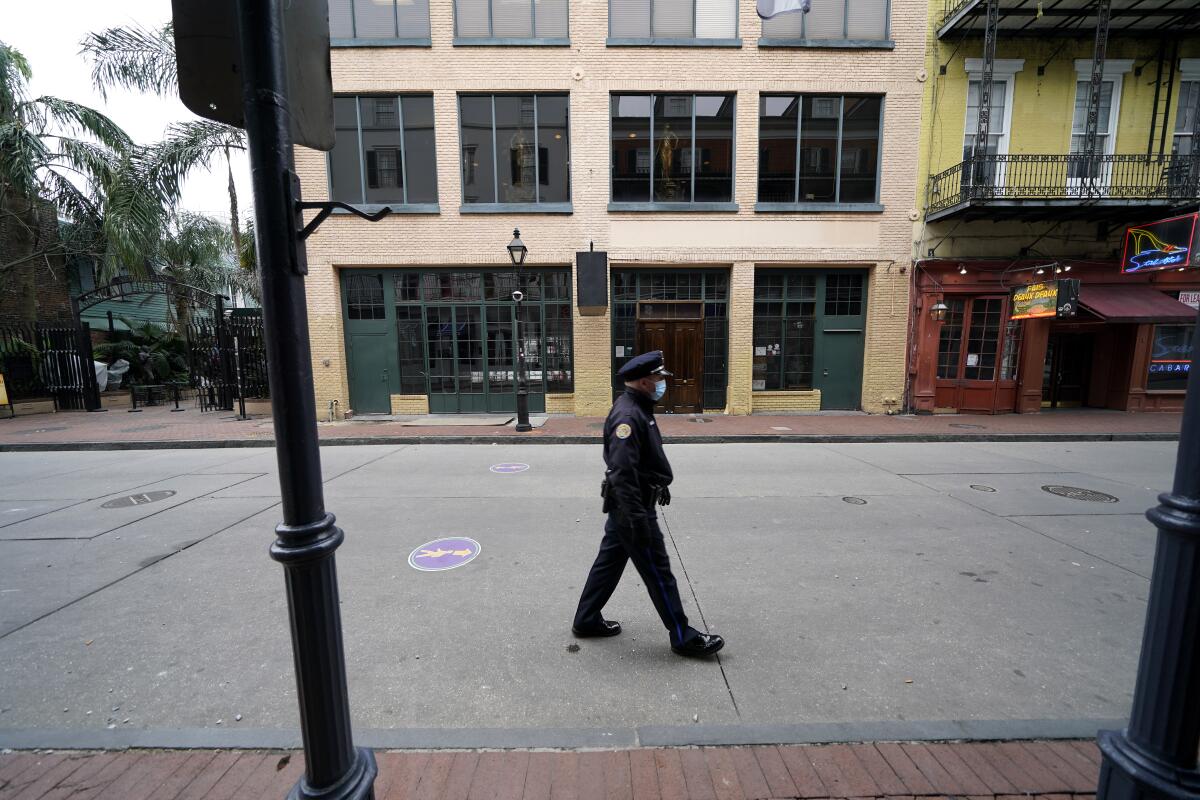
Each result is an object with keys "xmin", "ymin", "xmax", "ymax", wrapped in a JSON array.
[{"xmin": 508, "ymin": 229, "xmax": 532, "ymax": 432}]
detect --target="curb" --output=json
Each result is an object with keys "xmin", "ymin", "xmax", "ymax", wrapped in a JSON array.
[
  {"xmin": 0, "ymin": 717, "xmax": 1124, "ymax": 752},
  {"xmin": 0, "ymin": 432, "xmax": 1180, "ymax": 452}
]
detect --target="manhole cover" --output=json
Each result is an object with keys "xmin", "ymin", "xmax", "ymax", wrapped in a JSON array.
[
  {"xmin": 842, "ymin": 496, "xmax": 867, "ymax": 505},
  {"xmin": 690, "ymin": 417, "xmax": 713, "ymax": 423},
  {"xmin": 102, "ymin": 490, "xmax": 177, "ymax": 509},
  {"xmin": 970, "ymin": 484, "xmax": 997, "ymax": 492},
  {"xmin": 949, "ymin": 423, "xmax": 985, "ymax": 429},
  {"xmin": 1041, "ymin": 485, "xmax": 1119, "ymax": 503},
  {"xmin": 121, "ymin": 424, "xmax": 167, "ymax": 433},
  {"xmin": 490, "ymin": 463, "xmax": 529, "ymax": 474}
]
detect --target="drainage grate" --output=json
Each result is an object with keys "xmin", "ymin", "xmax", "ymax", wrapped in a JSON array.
[
  {"xmin": 690, "ymin": 417, "xmax": 713, "ymax": 423},
  {"xmin": 949, "ymin": 423, "xmax": 985, "ymax": 429},
  {"xmin": 1041, "ymin": 485, "xmax": 1119, "ymax": 503},
  {"xmin": 842, "ymin": 496, "xmax": 867, "ymax": 505},
  {"xmin": 970, "ymin": 484, "xmax": 997, "ymax": 492}
]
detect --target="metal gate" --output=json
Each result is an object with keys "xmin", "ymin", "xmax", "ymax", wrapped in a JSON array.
[{"xmin": 0, "ymin": 323, "xmax": 95, "ymax": 410}]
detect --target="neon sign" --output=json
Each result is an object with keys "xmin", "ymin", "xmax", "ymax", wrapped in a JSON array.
[{"xmin": 1121, "ymin": 213, "xmax": 1199, "ymax": 274}]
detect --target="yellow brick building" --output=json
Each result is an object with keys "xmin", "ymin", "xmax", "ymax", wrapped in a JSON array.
[
  {"xmin": 909, "ymin": 0, "xmax": 1200, "ymax": 416},
  {"xmin": 298, "ymin": 0, "xmax": 928, "ymax": 419}
]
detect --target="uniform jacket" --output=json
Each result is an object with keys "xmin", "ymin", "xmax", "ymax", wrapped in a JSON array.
[{"xmin": 604, "ymin": 388, "xmax": 673, "ymax": 527}]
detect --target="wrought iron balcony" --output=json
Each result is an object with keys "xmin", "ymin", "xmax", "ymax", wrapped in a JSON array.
[
  {"xmin": 937, "ymin": 0, "xmax": 1200, "ymax": 39},
  {"xmin": 926, "ymin": 154, "xmax": 1200, "ymax": 222}
]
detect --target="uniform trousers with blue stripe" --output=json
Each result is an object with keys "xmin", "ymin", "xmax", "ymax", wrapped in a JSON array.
[{"xmin": 574, "ymin": 512, "xmax": 701, "ymax": 647}]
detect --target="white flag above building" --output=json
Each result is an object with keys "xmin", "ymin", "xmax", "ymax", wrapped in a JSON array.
[{"xmin": 756, "ymin": 0, "xmax": 810, "ymax": 17}]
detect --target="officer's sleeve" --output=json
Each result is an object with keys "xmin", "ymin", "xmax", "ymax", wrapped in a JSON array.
[{"xmin": 607, "ymin": 417, "xmax": 647, "ymax": 526}]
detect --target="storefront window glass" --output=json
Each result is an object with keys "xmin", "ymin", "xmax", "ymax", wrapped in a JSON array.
[
  {"xmin": 936, "ymin": 298, "xmax": 965, "ymax": 379},
  {"xmin": 1147, "ymin": 324, "xmax": 1194, "ymax": 391},
  {"xmin": 963, "ymin": 298, "xmax": 1002, "ymax": 380},
  {"xmin": 753, "ymin": 273, "xmax": 818, "ymax": 390},
  {"xmin": 999, "ymin": 319, "xmax": 1022, "ymax": 381}
]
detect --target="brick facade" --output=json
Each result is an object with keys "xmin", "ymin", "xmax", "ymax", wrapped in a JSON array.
[
  {"xmin": 0, "ymin": 197, "xmax": 73, "ymax": 325},
  {"xmin": 298, "ymin": 0, "xmax": 926, "ymax": 418}
]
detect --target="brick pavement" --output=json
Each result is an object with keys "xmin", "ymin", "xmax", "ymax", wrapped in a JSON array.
[
  {"xmin": 0, "ymin": 406, "xmax": 1182, "ymax": 448},
  {"xmin": 0, "ymin": 740, "xmax": 1105, "ymax": 799}
]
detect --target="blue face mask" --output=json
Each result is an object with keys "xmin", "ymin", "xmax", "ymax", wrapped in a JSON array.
[{"xmin": 652, "ymin": 380, "xmax": 667, "ymax": 401}]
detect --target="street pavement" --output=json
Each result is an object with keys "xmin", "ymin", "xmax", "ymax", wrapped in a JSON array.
[{"xmin": 0, "ymin": 440, "xmax": 1175, "ymax": 749}]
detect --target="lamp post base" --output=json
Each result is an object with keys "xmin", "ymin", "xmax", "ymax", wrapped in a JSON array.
[
  {"xmin": 288, "ymin": 747, "xmax": 377, "ymax": 800},
  {"xmin": 1098, "ymin": 730, "xmax": 1200, "ymax": 800},
  {"xmin": 515, "ymin": 423, "xmax": 533, "ymax": 432}
]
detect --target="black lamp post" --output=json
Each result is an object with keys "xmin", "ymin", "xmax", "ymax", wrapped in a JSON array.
[
  {"xmin": 508, "ymin": 229, "xmax": 532, "ymax": 432},
  {"xmin": 1096, "ymin": 314, "xmax": 1200, "ymax": 800}
]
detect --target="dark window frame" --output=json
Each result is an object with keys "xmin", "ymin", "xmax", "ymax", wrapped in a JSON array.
[
  {"xmin": 453, "ymin": 0, "xmax": 571, "ymax": 44},
  {"xmin": 756, "ymin": 93, "xmax": 884, "ymax": 210},
  {"xmin": 458, "ymin": 93, "xmax": 573, "ymax": 210},
  {"xmin": 328, "ymin": 94, "xmax": 439, "ymax": 209},
  {"xmin": 753, "ymin": 272, "xmax": 818, "ymax": 391},
  {"xmin": 758, "ymin": 0, "xmax": 891, "ymax": 47},
  {"xmin": 606, "ymin": 0, "xmax": 741, "ymax": 45},
  {"xmin": 328, "ymin": 0, "xmax": 432, "ymax": 45}
]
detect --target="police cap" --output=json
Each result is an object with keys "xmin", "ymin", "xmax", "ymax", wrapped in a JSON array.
[{"xmin": 617, "ymin": 350, "xmax": 674, "ymax": 381}]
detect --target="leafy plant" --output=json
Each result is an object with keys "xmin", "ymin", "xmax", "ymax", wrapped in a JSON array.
[{"xmin": 93, "ymin": 319, "xmax": 188, "ymax": 385}]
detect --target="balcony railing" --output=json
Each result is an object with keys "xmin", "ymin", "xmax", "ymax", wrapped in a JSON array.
[{"xmin": 927, "ymin": 154, "xmax": 1200, "ymax": 216}]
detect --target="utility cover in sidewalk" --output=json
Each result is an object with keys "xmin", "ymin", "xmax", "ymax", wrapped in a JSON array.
[
  {"xmin": 490, "ymin": 463, "xmax": 530, "ymax": 474},
  {"xmin": 102, "ymin": 490, "xmax": 177, "ymax": 509},
  {"xmin": 408, "ymin": 537, "xmax": 481, "ymax": 572},
  {"xmin": 1041, "ymin": 485, "xmax": 1119, "ymax": 503}
]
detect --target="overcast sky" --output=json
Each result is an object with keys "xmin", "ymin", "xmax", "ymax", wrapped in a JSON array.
[{"xmin": 6, "ymin": 0, "xmax": 253, "ymax": 222}]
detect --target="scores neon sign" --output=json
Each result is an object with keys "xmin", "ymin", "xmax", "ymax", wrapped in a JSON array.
[{"xmin": 1121, "ymin": 213, "xmax": 1199, "ymax": 274}]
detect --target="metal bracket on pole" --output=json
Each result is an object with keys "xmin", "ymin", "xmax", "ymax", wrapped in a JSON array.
[
  {"xmin": 296, "ymin": 201, "xmax": 393, "ymax": 240},
  {"xmin": 1082, "ymin": 0, "xmax": 1111, "ymax": 196},
  {"xmin": 971, "ymin": 0, "xmax": 999, "ymax": 192}
]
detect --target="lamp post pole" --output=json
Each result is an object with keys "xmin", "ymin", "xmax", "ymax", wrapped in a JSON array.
[
  {"xmin": 508, "ymin": 229, "xmax": 532, "ymax": 432},
  {"xmin": 1096, "ymin": 313, "xmax": 1200, "ymax": 800},
  {"xmin": 234, "ymin": 0, "xmax": 376, "ymax": 797}
]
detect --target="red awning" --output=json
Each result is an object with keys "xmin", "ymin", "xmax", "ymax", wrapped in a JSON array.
[{"xmin": 1077, "ymin": 286, "xmax": 1197, "ymax": 324}]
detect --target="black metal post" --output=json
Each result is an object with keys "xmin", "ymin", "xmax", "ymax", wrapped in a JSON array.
[
  {"xmin": 234, "ymin": 1, "xmax": 376, "ymax": 798},
  {"xmin": 513, "ymin": 292, "xmax": 532, "ymax": 432},
  {"xmin": 171, "ymin": 383, "xmax": 185, "ymax": 412},
  {"xmin": 1097, "ymin": 313, "xmax": 1200, "ymax": 800},
  {"xmin": 128, "ymin": 384, "xmax": 141, "ymax": 413},
  {"xmin": 233, "ymin": 335, "xmax": 249, "ymax": 421}
]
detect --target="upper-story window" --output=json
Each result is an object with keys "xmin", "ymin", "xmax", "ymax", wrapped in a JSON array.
[
  {"xmin": 611, "ymin": 93, "xmax": 736, "ymax": 207},
  {"xmin": 758, "ymin": 94, "xmax": 882, "ymax": 208},
  {"xmin": 459, "ymin": 94, "xmax": 571, "ymax": 208},
  {"xmin": 454, "ymin": 0, "xmax": 569, "ymax": 42},
  {"xmin": 330, "ymin": 96, "xmax": 439, "ymax": 207},
  {"xmin": 1172, "ymin": 77, "xmax": 1198, "ymax": 157},
  {"xmin": 609, "ymin": 0, "xmax": 738, "ymax": 43},
  {"xmin": 760, "ymin": 0, "xmax": 888, "ymax": 46},
  {"xmin": 329, "ymin": 0, "xmax": 431, "ymax": 43}
]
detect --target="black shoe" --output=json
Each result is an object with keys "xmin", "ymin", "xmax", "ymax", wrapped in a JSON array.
[
  {"xmin": 672, "ymin": 633, "xmax": 724, "ymax": 658},
  {"xmin": 572, "ymin": 620, "xmax": 622, "ymax": 638}
]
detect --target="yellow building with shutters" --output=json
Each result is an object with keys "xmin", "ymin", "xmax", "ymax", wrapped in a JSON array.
[{"xmin": 908, "ymin": 0, "xmax": 1200, "ymax": 416}]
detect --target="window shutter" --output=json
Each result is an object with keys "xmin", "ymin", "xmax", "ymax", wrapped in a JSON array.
[
  {"xmin": 761, "ymin": 11, "xmax": 802, "ymax": 38},
  {"xmin": 694, "ymin": 0, "xmax": 735, "ymax": 38},
  {"xmin": 845, "ymin": 0, "xmax": 886, "ymax": 39},
  {"xmin": 535, "ymin": 0, "xmax": 569, "ymax": 37},
  {"xmin": 492, "ymin": 0, "xmax": 534, "ymax": 37},
  {"xmin": 329, "ymin": 0, "xmax": 355, "ymax": 37},
  {"xmin": 803, "ymin": 0, "xmax": 845, "ymax": 38},
  {"xmin": 455, "ymin": 0, "xmax": 491, "ymax": 36},
  {"xmin": 352, "ymin": 0, "xmax": 397, "ymax": 37},
  {"xmin": 610, "ymin": 0, "xmax": 651, "ymax": 37},
  {"xmin": 395, "ymin": 0, "xmax": 431, "ymax": 37},
  {"xmin": 652, "ymin": 0, "xmax": 694, "ymax": 37}
]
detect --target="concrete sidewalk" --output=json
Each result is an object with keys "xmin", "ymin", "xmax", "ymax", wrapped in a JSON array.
[
  {"xmin": 0, "ymin": 739, "xmax": 1105, "ymax": 799},
  {"xmin": 0, "ymin": 406, "xmax": 1183, "ymax": 450}
]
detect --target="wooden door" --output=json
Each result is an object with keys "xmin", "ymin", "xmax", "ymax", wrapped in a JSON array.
[{"xmin": 638, "ymin": 320, "xmax": 704, "ymax": 413}]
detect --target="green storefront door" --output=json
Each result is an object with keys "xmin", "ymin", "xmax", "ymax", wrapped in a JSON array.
[
  {"xmin": 814, "ymin": 273, "xmax": 867, "ymax": 410},
  {"xmin": 347, "ymin": 332, "xmax": 392, "ymax": 413}
]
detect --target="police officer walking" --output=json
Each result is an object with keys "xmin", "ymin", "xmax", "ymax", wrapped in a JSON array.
[{"xmin": 572, "ymin": 351, "xmax": 725, "ymax": 658}]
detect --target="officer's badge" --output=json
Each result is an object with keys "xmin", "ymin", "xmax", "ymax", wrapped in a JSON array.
[{"xmin": 615, "ymin": 423, "xmax": 632, "ymax": 439}]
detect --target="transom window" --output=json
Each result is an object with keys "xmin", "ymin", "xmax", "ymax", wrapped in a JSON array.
[
  {"xmin": 758, "ymin": 94, "xmax": 882, "ymax": 205},
  {"xmin": 346, "ymin": 274, "xmax": 386, "ymax": 320},
  {"xmin": 454, "ymin": 0, "xmax": 569, "ymax": 40},
  {"xmin": 611, "ymin": 93, "xmax": 735, "ymax": 204},
  {"xmin": 329, "ymin": 95, "xmax": 438, "ymax": 206},
  {"xmin": 609, "ymin": 0, "xmax": 737, "ymax": 41},
  {"xmin": 329, "ymin": 0, "xmax": 431, "ymax": 41},
  {"xmin": 459, "ymin": 94, "xmax": 571, "ymax": 206},
  {"xmin": 760, "ymin": 0, "xmax": 888, "ymax": 42}
]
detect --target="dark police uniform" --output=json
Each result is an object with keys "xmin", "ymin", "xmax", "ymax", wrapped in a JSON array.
[{"xmin": 572, "ymin": 351, "xmax": 724, "ymax": 657}]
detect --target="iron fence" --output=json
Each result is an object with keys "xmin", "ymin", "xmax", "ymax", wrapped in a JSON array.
[
  {"xmin": 927, "ymin": 153, "xmax": 1200, "ymax": 214},
  {"xmin": 0, "ymin": 323, "xmax": 92, "ymax": 410},
  {"xmin": 185, "ymin": 314, "xmax": 269, "ymax": 412}
]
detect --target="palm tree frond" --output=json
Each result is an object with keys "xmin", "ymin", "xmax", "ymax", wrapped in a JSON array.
[
  {"xmin": 150, "ymin": 120, "xmax": 246, "ymax": 190},
  {"xmin": 79, "ymin": 24, "xmax": 177, "ymax": 101},
  {"xmin": 27, "ymin": 96, "xmax": 132, "ymax": 151},
  {"xmin": 0, "ymin": 43, "xmax": 33, "ymax": 118}
]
